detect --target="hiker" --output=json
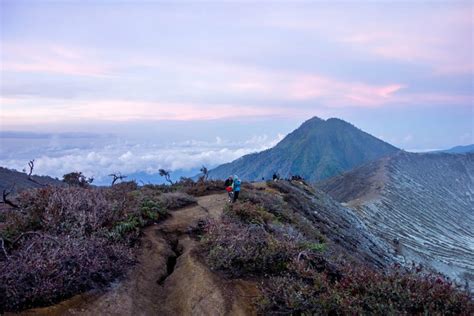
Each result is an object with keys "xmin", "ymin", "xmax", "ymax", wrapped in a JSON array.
[
  {"xmin": 224, "ymin": 176, "xmax": 233, "ymax": 202},
  {"xmin": 232, "ymin": 175, "xmax": 241, "ymax": 203}
]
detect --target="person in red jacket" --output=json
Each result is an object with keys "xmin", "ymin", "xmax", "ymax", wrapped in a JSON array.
[{"xmin": 224, "ymin": 176, "xmax": 233, "ymax": 202}]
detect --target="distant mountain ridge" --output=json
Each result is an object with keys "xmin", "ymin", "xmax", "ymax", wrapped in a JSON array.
[
  {"xmin": 318, "ymin": 151, "xmax": 474, "ymax": 287},
  {"xmin": 209, "ymin": 117, "xmax": 400, "ymax": 182},
  {"xmin": 434, "ymin": 144, "xmax": 474, "ymax": 154}
]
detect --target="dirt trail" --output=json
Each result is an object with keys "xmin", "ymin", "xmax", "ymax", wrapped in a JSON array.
[{"xmin": 17, "ymin": 193, "xmax": 259, "ymax": 316}]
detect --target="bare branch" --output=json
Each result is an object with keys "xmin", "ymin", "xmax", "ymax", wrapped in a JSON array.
[
  {"xmin": 0, "ymin": 238, "xmax": 9, "ymax": 259},
  {"xmin": 27, "ymin": 160, "xmax": 34, "ymax": 178},
  {"xmin": 1, "ymin": 184, "xmax": 19, "ymax": 208},
  {"xmin": 108, "ymin": 173, "xmax": 127, "ymax": 186},
  {"xmin": 24, "ymin": 159, "xmax": 47, "ymax": 186},
  {"xmin": 25, "ymin": 241, "xmax": 37, "ymax": 253},
  {"xmin": 12, "ymin": 231, "xmax": 60, "ymax": 247}
]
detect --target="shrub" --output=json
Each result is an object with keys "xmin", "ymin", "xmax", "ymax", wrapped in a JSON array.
[
  {"xmin": 224, "ymin": 201, "xmax": 275, "ymax": 225},
  {"xmin": 158, "ymin": 192, "xmax": 197, "ymax": 210},
  {"xmin": 259, "ymin": 274, "xmax": 329, "ymax": 314},
  {"xmin": 62, "ymin": 172, "xmax": 93, "ymax": 187},
  {"xmin": 204, "ymin": 219, "xmax": 289, "ymax": 275},
  {"xmin": 202, "ymin": 216, "xmax": 323, "ymax": 277},
  {"xmin": 0, "ymin": 234, "xmax": 134, "ymax": 312},
  {"xmin": 259, "ymin": 264, "xmax": 474, "ymax": 315},
  {"xmin": 240, "ymin": 184, "xmax": 326, "ymax": 243},
  {"xmin": 140, "ymin": 198, "xmax": 168, "ymax": 219},
  {"xmin": 181, "ymin": 179, "xmax": 225, "ymax": 197},
  {"xmin": 107, "ymin": 215, "xmax": 144, "ymax": 241}
]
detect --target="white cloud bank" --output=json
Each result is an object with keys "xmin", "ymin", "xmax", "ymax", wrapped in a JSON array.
[{"xmin": 0, "ymin": 134, "xmax": 285, "ymax": 183}]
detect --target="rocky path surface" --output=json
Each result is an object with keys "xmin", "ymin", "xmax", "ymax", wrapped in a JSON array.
[{"xmin": 16, "ymin": 194, "xmax": 259, "ymax": 316}]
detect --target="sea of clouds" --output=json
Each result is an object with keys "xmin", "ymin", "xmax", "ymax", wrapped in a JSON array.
[{"xmin": 0, "ymin": 132, "xmax": 284, "ymax": 184}]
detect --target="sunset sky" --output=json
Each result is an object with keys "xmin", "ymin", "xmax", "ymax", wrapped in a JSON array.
[{"xmin": 0, "ymin": 0, "xmax": 473, "ymax": 182}]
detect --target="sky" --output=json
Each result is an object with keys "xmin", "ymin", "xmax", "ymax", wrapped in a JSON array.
[{"xmin": 0, "ymin": 0, "xmax": 473, "ymax": 183}]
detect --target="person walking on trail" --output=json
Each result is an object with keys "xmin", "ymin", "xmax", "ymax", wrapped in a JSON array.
[
  {"xmin": 232, "ymin": 175, "xmax": 241, "ymax": 203},
  {"xmin": 224, "ymin": 176, "xmax": 234, "ymax": 202}
]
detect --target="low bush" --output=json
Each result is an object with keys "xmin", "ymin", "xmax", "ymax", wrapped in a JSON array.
[
  {"xmin": 180, "ymin": 179, "xmax": 225, "ymax": 197},
  {"xmin": 0, "ymin": 234, "xmax": 134, "ymax": 312},
  {"xmin": 140, "ymin": 198, "xmax": 168, "ymax": 220},
  {"xmin": 260, "ymin": 264, "xmax": 473, "ymax": 315},
  {"xmin": 223, "ymin": 201, "xmax": 275, "ymax": 225},
  {"xmin": 240, "ymin": 184, "xmax": 326, "ymax": 243},
  {"xmin": 202, "ymin": 202, "xmax": 325, "ymax": 276},
  {"xmin": 158, "ymin": 192, "xmax": 197, "ymax": 210},
  {"xmin": 203, "ymin": 219, "xmax": 297, "ymax": 275}
]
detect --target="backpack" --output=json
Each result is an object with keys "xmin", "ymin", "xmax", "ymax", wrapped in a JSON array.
[{"xmin": 233, "ymin": 178, "xmax": 241, "ymax": 191}]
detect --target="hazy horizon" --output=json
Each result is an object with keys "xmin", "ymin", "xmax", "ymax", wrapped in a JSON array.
[{"xmin": 1, "ymin": 1, "xmax": 473, "ymax": 183}]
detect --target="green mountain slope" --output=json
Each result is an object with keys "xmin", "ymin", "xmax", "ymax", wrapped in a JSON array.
[{"xmin": 209, "ymin": 117, "xmax": 399, "ymax": 182}]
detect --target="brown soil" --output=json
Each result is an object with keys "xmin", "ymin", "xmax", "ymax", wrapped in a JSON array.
[{"xmin": 13, "ymin": 193, "xmax": 260, "ymax": 316}]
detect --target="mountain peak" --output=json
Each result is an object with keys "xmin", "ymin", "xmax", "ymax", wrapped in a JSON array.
[
  {"xmin": 209, "ymin": 117, "xmax": 400, "ymax": 182},
  {"xmin": 298, "ymin": 116, "xmax": 325, "ymax": 128},
  {"xmin": 303, "ymin": 116, "xmax": 324, "ymax": 123}
]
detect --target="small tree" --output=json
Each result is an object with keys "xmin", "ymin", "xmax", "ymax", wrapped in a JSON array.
[
  {"xmin": 62, "ymin": 172, "xmax": 94, "ymax": 187},
  {"xmin": 27, "ymin": 160, "xmax": 34, "ymax": 178},
  {"xmin": 158, "ymin": 169, "xmax": 173, "ymax": 185},
  {"xmin": 200, "ymin": 165, "xmax": 209, "ymax": 181},
  {"xmin": 109, "ymin": 173, "xmax": 127, "ymax": 186},
  {"xmin": 22, "ymin": 159, "xmax": 45, "ymax": 185}
]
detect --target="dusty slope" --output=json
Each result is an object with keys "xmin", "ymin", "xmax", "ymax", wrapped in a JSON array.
[{"xmin": 15, "ymin": 194, "xmax": 259, "ymax": 316}]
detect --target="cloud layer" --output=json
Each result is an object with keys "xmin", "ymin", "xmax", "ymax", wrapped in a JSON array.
[{"xmin": 0, "ymin": 133, "xmax": 285, "ymax": 183}]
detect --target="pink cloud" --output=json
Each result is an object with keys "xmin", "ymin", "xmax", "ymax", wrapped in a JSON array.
[
  {"xmin": 1, "ymin": 43, "xmax": 111, "ymax": 77},
  {"xmin": 3, "ymin": 61, "xmax": 109, "ymax": 77},
  {"xmin": 269, "ymin": 6, "xmax": 473, "ymax": 76},
  {"xmin": 0, "ymin": 98, "xmax": 312, "ymax": 126},
  {"xmin": 222, "ymin": 69, "xmax": 406, "ymax": 108}
]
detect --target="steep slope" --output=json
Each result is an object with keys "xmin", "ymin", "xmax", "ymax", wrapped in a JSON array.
[
  {"xmin": 318, "ymin": 152, "xmax": 474, "ymax": 287},
  {"xmin": 209, "ymin": 117, "xmax": 399, "ymax": 182},
  {"xmin": 262, "ymin": 180, "xmax": 395, "ymax": 269}
]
